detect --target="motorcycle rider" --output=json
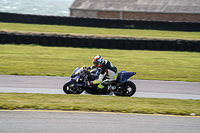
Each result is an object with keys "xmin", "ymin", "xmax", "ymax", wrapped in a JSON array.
[{"xmin": 87, "ymin": 55, "xmax": 118, "ymax": 93}]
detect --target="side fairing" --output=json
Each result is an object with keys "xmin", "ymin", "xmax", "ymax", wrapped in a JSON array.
[{"xmin": 118, "ymin": 71, "xmax": 136, "ymax": 83}]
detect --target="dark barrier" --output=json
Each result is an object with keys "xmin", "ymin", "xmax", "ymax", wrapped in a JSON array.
[
  {"xmin": 0, "ymin": 12, "xmax": 200, "ymax": 31},
  {"xmin": 0, "ymin": 32, "xmax": 199, "ymax": 52}
]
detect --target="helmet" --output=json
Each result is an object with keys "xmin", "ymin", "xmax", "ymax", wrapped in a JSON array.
[{"xmin": 93, "ymin": 55, "xmax": 105, "ymax": 68}]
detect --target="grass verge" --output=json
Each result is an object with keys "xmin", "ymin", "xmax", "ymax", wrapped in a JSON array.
[
  {"xmin": 0, "ymin": 22, "xmax": 200, "ymax": 40},
  {"xmin": 0, "ymin": 93, "xmax": 199, "ymax": 116},
  {"xmin": 1, "ymin": 44, "xmax": 200, "ymax": 82}
]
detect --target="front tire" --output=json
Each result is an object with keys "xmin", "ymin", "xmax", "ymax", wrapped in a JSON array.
[
  {"xmin": 114, "ymin": 81, "xmax": 136, "ymax": 97},
  {"xmin": 63, "ymin": 82, "xmax": 84, "ymax": 94}
]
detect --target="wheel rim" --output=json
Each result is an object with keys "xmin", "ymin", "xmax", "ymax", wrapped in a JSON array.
[
  {"xmin": 123, "ymin": 86, "xmax": 133, "ymax": 96},
  {"xmin": 68, "ymin": 84, "xmax": 83, "ymax": 94},
  {"xmin": 116, "ymin": 85, "xmax": 133, "ymax": 96}
]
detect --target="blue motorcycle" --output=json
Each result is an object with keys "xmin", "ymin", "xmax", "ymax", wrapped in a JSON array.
[{"xmin": 63, "ymin": 67, "xmax": 136, "ymax": 97}]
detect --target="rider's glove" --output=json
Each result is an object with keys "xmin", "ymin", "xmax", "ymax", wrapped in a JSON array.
[
  {"xmin": 86, "ymin": 66, "xmax": 91, "ymax": 70},
  {"xmin": 87, "ymin": 81, "xmax": 93, "ymax": 86}
]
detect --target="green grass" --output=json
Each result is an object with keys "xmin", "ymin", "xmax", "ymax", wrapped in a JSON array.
[
  {"xmin": 0, "ymin": 93, "xmax": 199, "ymax": 116},
  {"xmin": 0, "ymin": 22, "xmax": 200, "ymax": 40},
  {"xmin": 0, "ymin": 44, "xmax": 200, "ymax": 82}
]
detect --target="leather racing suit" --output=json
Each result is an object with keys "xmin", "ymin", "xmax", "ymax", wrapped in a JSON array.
[{"xmin": 90, "ymin": 60, "xmax": 118, "ymax": 89}]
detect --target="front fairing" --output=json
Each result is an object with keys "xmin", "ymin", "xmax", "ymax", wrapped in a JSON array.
[
  {"xmin": 70, "ymin": 67, "xmax": 100, "ymax": 85},
  {"xmin": 71, "ymin": 67, "xmax": 80, "ymax": 78},
  {"xmin": 70, "ymin": 74, "xmax": 80, "ymax": 83},
  {"xmin": 71, "ymin": 67, "xmax": 86, "ymax": 77},
  {"xmin": 70, "ymin": 75, "xmax": 85, "ymax": 86},
  {"xmin": 70, "ymin": 67, "xmax": 87, "ymax": 86}
]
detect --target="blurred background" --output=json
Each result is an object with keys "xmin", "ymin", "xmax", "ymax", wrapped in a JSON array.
[{"xmin": 0, "ymin": 0, "xmax": 74, "ymax": 16}]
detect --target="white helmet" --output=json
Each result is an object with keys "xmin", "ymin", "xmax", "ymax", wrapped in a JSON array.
[{"xmin": 93, "ymin": 55, "xmax": 105, "ymax": 68}]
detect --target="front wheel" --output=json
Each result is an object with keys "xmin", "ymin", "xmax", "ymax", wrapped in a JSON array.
[
  {"xmin": 63, "ymin": 81, "xmax": 84, "ymax": 94},
  {"xmin": 114, "ymin": 81, "xmax": 136, "ymax": 97}
]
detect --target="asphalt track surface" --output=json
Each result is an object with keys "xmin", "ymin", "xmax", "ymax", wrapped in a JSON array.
[
  {"xmin": 0, "ymin": 110, "xmax": 200, "ymax": 133},
  {"xmin": 1, "ymin": 75, "xmax": 200, "ymax": 133},
  {"xmin": 0, "ymin": 75, "xmax": 200, "ymax": 99}
]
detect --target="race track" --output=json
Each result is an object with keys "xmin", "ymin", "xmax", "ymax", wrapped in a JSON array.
[
  {"xmin": 0, "ymin": 75, "xmax": 200, "ymax": 99},
  {"xmin": 1, "ymin": 75, "xmax": 200, "ymax": 133},
  {"xmin": 0, "ymin": 110, "xmax": 200, "ymax": 133}
]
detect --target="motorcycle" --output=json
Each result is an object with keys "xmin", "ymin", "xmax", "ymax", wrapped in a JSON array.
[{"xmin": 63, "ymin": 67, "xmax": 136, "ymax": 97}]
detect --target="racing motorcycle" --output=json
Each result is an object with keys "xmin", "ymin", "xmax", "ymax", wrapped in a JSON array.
[{"xmin": 63, "ymin": 67, "xmax": 136, "ymax": 97}]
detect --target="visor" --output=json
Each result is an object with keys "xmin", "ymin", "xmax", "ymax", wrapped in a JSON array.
[{"xmin": 93, "ymin": 62, "xmax": 98, "ymax": 67}]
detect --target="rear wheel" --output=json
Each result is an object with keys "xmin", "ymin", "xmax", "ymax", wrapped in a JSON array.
[
  {"xmin": 63, "ymin": 82, "xmax": 84, "ymax": 94},
  {"xmin": 114, "ymin": 81, "xmax": 136, "ymax": 97}
]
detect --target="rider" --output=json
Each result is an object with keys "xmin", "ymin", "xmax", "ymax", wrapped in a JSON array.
[{"xmin": 87, "ymin": 55, "xmax": 118, "ymax": 92}]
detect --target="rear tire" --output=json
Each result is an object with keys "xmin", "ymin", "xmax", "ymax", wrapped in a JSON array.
[
  {"xmin": 114, "ymin": 81, "xmax": 136, "ymax": 97},
  {"xmin": 63, "ymin": 82, "xmax": 84, "ymax": 94}
]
